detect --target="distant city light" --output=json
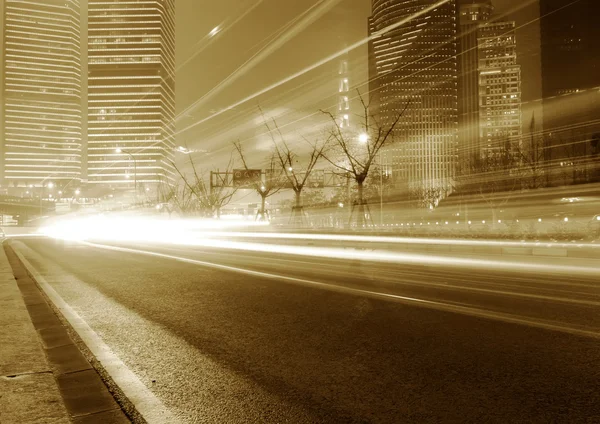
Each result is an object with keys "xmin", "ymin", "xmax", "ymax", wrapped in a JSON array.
[
  {"xmin": 338, "ymin": 202, "xmax": 344, "ymax": 208},
  {"xmin": 564, "ymin": 217, "xmax": 569, "ymax": 222},
  {"xmin": 358, "ymin": 133, "xmax": 369, "ymax": 143},
  {"xmin": 538, "ymin": 218, "xmax": 542, "ymax": 222},
  {"xmin": 115, "ymin": 147, "xmax": 122, "ymax": 153},
  {"xmin": 47, "ymin": 182, "xmax": 54, "ymax": 189},
  {"xmin": 75, "ymin": 189, "xmax": 81, "ymax": 195}
]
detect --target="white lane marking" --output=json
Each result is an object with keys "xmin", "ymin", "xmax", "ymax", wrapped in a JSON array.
[
  {"xmin": 125, "ymin": 242, "xmax": 600, "ymax": 307},
  {"xmin": 84, "ymin": 241, "xmax": 600, "ymax": 340},
  {"xmin": 11, "ymin": 241, "xmax": 179, "ymax": 424},
  {"xmin": 77, "ymin": 234, "xmax": 600, "ymax": 278}
]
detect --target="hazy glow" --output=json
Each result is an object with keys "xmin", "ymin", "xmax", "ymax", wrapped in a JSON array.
[
  {"xmin": 40, "ymin": 216, "xmax": 269, "ymax": 242},
  {"xmin": 39, "ymin": 217, "xmax": 599, "ymax": 277}
]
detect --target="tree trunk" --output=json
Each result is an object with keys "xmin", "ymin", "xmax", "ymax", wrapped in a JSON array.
[
  {"xmin": 295, "ymin": 190, "xmax": 302, "ymax": 208},
  {"xmin": 357, "ymin": 181, "xmax": 365, "ymax": 228},
  {"xmin": 258, "ymin": 194, "xmax": 267, "ymax": 221}
]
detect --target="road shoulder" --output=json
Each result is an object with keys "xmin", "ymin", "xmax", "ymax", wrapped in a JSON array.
[{"xmin": 2, "ymin": 240, "xmax": 131, "ymax": 423}]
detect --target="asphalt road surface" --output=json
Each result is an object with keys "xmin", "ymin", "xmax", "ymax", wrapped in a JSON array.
[{"xmin": 11, "ymin": 236, "xmax": 600, "ymax": 423}]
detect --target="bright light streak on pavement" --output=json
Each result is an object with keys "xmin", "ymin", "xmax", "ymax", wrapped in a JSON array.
[
  {"xmin": 10, "ymin": 237, "xmax": 600, "ymax": 423},
  {"xmin": 81, "ymin": 240, "xmax": 600, "ymax": 340},
  {"xmin": 40, "ymin": 216, "xmax": 600, "ymax": 277}
]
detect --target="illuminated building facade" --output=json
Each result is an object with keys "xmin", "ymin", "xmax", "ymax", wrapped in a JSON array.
[
  {"xmin": 1, "ymin": 0, "xmax": 82, "ymax": 191},
  {"xmin": 369, "ymin": 0, "xmax": 458, "ymax": 205},
  {"xmin": 457, "ymin": 0, "xmax": 493, "ymax": 175},
  {"xmin": 477, "ymin": 21, "xmax": 522, "ymax": 158},
  {"xmin": 87, "ymin": 0, "xmax": 176, "ymax": 189}
]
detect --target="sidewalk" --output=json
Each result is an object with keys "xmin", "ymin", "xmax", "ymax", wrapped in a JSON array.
[{"xmin": 0, "ymin": 241, "xmax": 130, "ymax": 423}]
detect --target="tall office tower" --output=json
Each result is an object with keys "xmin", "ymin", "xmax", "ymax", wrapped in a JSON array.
[
  {"xmin": 1, "ymin": 0, "xmax": 82, "ymax": 193},
  {"xmin": 539, "ymin": 0, "xmax": 600, "ymax": 184},
  {"xmin": 369, "ymin": 0, "xmax": 458, "ymax": 206},
  {"xmin": 477, "ymin": 21, "xmax": 522, "ymax": 158},
  {"xmin": 457, "ymin": 1, "xmax": 493, "ymax": 175},
  {"xmin": 87, "ymin": 0, "xmax": 176, "ymax": 191}
]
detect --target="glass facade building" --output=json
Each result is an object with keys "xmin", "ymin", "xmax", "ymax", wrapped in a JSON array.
[
  {"xmin": 369, "ymin": 0, "xmax": 458, "ymax": 205},
  {"xmin": 457, "ymin": 1, "xmax": 493, "ymax": 175},
  {"xmin": 477, "ymin": 21, "xmax": 522, "ymax": 158},
  {"xmin": 87, "ymin": 0, "xmax": 176, "ymax": 189},
  {"xmin": 1, "ymin": 0, "xmax": 82, "ymax": 190}
]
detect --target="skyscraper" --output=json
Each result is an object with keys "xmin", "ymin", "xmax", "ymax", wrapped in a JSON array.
[
  {"xmin": 457, "ymin": 0, "xmax": 493, "ymax": 174},
  {"xmin": 477, "ymin": 21, "xmax": 522, "ymax": 158},
  {"xmin": 87, "ymin": 0, "xmax": 176, "ymax": 191},
  {"xmin": 1, "ymin": 0, "xmax": 83, "ymax": 193},
  {"xmin": 369, "ymin": 0, "xmax": 458, "ymax": 206}
]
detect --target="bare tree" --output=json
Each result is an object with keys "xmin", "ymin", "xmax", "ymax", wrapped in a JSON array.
[
  {"xmin": 471, "ymin": 143, "xmax": 520, "ymax": 228},
  {"xmin": 517, "ymin": 114, "xmax": 546, "ymax": 189},
  {"xmin": 233, "ymin": 141, "xmax": 283, "ymax": 221},
  {"xmin": 170, "ymin": 152, "xmax": 237, "ymax": 219},
  {"xmin": 321, "ymin": 90, "xmax": 408, "ymax": 227},
  {"xmin": 262, "ymin": 115, "xmax": 327, "ymax": 225},
  {"xmin": 157, "ymin": 180, "xmax": 199, "ymax": 217}
]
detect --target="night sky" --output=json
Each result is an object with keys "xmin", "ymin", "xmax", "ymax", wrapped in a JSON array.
[{"xmin": 171, "ymin": 0, "xmax": 541, "ymax": 167}]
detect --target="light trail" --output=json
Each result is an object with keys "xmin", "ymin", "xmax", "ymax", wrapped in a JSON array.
[
  {"xmin": 38, "ymin": 216, "xmax": 600, "ymax": 277},
  {"xmin": 75, "ymin": 241, "xmax": 600, "ymax": 340},
  {"xmin": 176, "ymin": 0, "xmax": 452, "ymax": 137},
  {"xmin": 178, "ymin": 0, "xmax": 343, "ymax": 121}
]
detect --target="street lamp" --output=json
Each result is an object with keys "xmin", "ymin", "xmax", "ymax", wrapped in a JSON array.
[
  {"xmin": 116, "ymin": 147, "xmax": 137, "ymax": 202},
  {"xmin": 358, "ymin": 133, "xmax": 369, "ymax": 144},
  {"xmin": 40, "ymin": 182, "xmax": 54, "ymax": 215}
]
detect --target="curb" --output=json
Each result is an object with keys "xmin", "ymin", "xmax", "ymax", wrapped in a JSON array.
[{"xmin": 3, "ymin": 241, "xmax": 133, "ymax": 424}]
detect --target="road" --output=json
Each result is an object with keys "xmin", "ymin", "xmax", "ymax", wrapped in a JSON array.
[{"xmin": 10, "ymin": 236, "xmax": 600, "ymax": 423}]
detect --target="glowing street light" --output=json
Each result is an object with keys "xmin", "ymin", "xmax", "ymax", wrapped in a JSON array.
[
  {"xmin": 564, "ymin": 217, "xmax": 569, "ymax": 222},
  {"xmin": 47, "ymin": 182, "xmax": 54, "ymax": 189},
  {"xmin": 358, "ymin": 133, "xmax": 369, "ymax": 144},
  {"xmin": 75, "ymin": 189, "xmax": 81, "ymax": 195}
]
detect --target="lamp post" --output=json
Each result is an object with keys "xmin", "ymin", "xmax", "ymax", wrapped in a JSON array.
[
  {"xmin": 40, "ymin": 182, "xmax": 54, "ymax": 215},
  {"xmin": 116, "ymin": 148, "xmax": 137, "ymax": 204}
]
